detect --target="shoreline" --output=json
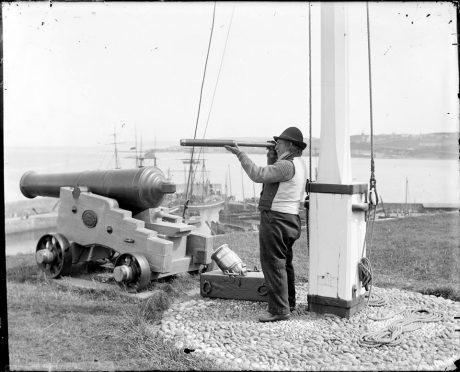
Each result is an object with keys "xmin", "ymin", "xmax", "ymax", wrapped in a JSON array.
[{"xmin": 5, "ymin": 199, "xmax": 458, "ymax": 237}]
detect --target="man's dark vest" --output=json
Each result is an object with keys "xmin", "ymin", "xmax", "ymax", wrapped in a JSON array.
[{"xmin": 258, "ymin": 153, "xmax": 296, "ymax": 212}]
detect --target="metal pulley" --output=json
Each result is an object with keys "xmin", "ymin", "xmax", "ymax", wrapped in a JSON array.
[{"xmin": 368, "ymin": 176, "xmax": 379, "ymax": 207}]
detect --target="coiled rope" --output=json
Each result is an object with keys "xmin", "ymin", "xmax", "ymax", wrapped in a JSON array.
[
  {"xmin": 358, "ymin": 308, "xmax": 444, "ymax": 347},
  {"xmin": 365, "ymin": 291, "xmax": 386, "ymax": 307}
]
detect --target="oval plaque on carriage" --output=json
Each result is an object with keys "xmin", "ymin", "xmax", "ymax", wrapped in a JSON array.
[{"xmin": 82, "ymin": 209, "xmax": 98, "ymax": 228}]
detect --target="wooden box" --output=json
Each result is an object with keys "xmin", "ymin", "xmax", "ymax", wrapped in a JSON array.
[{"xmin": 200, "ymin": 269, "xmax": 268, "ymax": 302}]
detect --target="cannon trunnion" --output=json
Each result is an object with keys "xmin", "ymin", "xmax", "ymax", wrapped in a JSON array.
[{"xmin": 20, "ymin": 167, "xmax": 214, "ymax": 291}]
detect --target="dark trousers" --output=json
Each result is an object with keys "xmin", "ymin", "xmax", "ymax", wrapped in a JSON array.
[{"xmin": 259, "ymin": 210, "xmax": 301, "ymax": 315}]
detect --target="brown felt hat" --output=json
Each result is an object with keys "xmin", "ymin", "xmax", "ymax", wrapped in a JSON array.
[{"xmin": 273, "ymin": 127, "xmax": 307, "ymax": 150}]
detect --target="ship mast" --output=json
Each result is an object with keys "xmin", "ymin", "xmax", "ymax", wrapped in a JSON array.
[{"xmin": 111, "ymin": 126, "xmax": 121, "ymax": 169}]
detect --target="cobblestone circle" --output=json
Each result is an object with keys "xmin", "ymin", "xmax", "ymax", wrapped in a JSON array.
[{"xmin": 152, "ymin": 285, "xmax": 459, "ymax": 371}]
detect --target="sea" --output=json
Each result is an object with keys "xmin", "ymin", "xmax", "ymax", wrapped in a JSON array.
[
  {"xmin": 3, "ymin": 146, "xmax": 459, "ymax": 256},
  {"xmin": 4, "ymin": 145, "xmax": 459, "ymax": 205}
]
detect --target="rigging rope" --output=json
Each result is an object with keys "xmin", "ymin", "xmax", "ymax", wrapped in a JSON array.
[
  {"xmin": 366, "ymin": 1, "xmax": 379, "ymax": 208},
  {"xmin": 183, "ymin": 2, "xmax": 217, "ymax": 219},
  {"xmin": 202, "ymin": 3, "xmax": 235, "ymax": 140},
  {"xmin": 357, "ymin": 8, "xmax": 440, "ymax": 343},
  {"xmin": 358, "ymin": 2, "xmax": 380, "ymax": 305},
  {"xmin": 190, "ymin": 3, "xmax": 236, "ymax": 193}
]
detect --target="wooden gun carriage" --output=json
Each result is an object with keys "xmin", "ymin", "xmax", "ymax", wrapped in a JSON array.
[{"xmin": 20, "ymin": 167, "xmax": 214, "ymax": 291}]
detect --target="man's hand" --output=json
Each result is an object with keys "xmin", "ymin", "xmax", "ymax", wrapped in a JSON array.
[
  {"xmin": 266, "ymin": 141, "xmax": 277, "ymax": 165},
  {"xmin": 225, "ymin": 143, "xmax": 242, "ymax": 156}
]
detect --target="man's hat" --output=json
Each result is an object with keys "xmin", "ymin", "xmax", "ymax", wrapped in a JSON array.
[{"xmin": 273, "ymin": 127, "xmax": 307, "ymax": 150}]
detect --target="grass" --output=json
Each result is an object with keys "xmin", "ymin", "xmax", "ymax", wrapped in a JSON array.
[
  {"xmin": 214, "ymin": 212, "xmax": 460, "ymax": 301},
  {"xmin": 5, "ymin": 212, "xmax": 459, "ymax": 370},
  {"xmin": 7, "ymin": 272, "xmax": 218, "ymax": 371},
  {"xmin": 365, "ymin": 212, "xmax": 459, "ymax": 300}
]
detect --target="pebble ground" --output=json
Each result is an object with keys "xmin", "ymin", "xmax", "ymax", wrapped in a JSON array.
[{"xmin": 153, "ymin": 285, "xmax": 459, "ymax": 371}]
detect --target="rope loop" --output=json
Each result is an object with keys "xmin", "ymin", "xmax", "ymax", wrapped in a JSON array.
[
  {"xmin": 358, "ymin": 257, "xmax": 372, "ymax": 291},
  {"xmin": 365, "ymin": 292, "xmax": 386, "ymax": 308}
]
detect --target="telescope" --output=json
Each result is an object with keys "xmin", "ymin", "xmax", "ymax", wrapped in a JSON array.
[
  {"xmin": 180, "ymin": 139, "xmax": 275, "ymax": 148},
  {"xmin": 19, "ymin": 166, "xmax": 214, "ymax": 290}
]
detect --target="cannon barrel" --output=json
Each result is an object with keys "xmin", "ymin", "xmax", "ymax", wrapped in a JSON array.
[
  {"xmin": 180, "ymin": 139, "xmax": 275, "ymax": 148},
  {"xmin": 20, "ymin": 167, "xmax": 176, "ymax": 213}
]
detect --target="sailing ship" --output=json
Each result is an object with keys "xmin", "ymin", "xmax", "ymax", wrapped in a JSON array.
[
  {"xmin": 163, "ymin": 156, "xmax": 226, "ymax": 235},
  {"xmin": 115, "ymin": 130, "xmax": 243, "ymax": 235}
]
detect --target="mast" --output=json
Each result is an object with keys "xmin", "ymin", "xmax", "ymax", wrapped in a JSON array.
[
  {"xmin": 112, "ymin": 127, "xmax": 121, "ymax": 169},
  {"xmin": 184, "ymin": 162, "xmax": 187, "ymax": 196},
  {"xmin": 152, "ymin": 136, "xmax": 157, "ymax": 167},
  {"xmin": 139, "ymin": 135, "xmax": 144, "ymax": 168},
  {"xmin": 228, "ymin": 164, "xmax": 233, "ymax": 198},
  {"xmin": 224, "ymin": 169, "xmax": 228, "ymax": 198},
  {"xmin": 380, "ymin": 195, "xmax": 388, "ymax": 218},
  {"xmin": 405, "ymin": 177, "xmax": 409, "ymax": 215},
  {"xmin": 134, "ymin": 126, "xmax": 139, "ymax": 168},
  {"xmin": 202, "ymin": 159, "xmax": 206, "ymax": 201},
  {"xmin": 252, "ymin": 182, "xmax": 257, "ymax": 211},
  {"xmin": 308, "ymin": 2, "xmax": 369, "ymax": 318},
  {"xmin": 240, "ymin": 167, "xmax": 246, "ymax": 209}
]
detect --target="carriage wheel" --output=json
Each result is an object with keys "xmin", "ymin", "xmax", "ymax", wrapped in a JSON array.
[
  {"xmin": 113, "ymin": 253, "xmax": 151, "ymax": 291},
  {"xmin": 35, "ymin": 233, "xmax": 72, "ymax": 278}
]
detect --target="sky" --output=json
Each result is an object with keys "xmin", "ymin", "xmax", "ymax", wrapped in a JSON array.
[{"xmin": 2, "ymin": 1, "xmax": 458, "ymax": 148}]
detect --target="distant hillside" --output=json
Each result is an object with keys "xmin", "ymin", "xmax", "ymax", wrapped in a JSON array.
[
  {"xmin": 146, "ymin": 132, "xmax": 458, "ymax": 159},
  {"xmin": 350, "ymin": 132, "xmax": 458, "ymax": 159}
]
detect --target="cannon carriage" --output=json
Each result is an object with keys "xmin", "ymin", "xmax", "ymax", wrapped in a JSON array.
[{"xmin": 20, "ymin": 167, "xmax": 214, "ymax": 291}]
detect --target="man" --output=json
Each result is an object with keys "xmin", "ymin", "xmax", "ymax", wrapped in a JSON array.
[{"xmin": 225, "ymin": 127, "xmax": 308, "ymax": 322}]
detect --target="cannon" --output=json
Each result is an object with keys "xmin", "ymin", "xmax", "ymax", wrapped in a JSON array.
[{"xmin": 20, "ymin": 167, "xmax": 214, "ymax": 291}]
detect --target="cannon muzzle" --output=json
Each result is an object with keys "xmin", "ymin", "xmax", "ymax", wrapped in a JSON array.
[{"xmin": 20, "ymin": 167, "xmax": 176, "ymax": 213}]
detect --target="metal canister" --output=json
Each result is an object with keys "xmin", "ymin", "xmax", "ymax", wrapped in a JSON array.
[{"xmin": 211, "ymin": 244, "xmax": 247, "ymax": 276}]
